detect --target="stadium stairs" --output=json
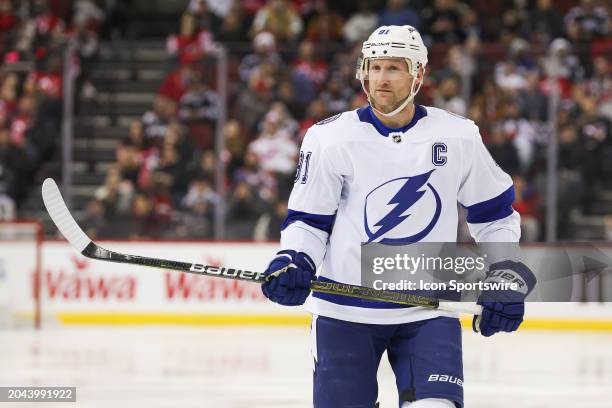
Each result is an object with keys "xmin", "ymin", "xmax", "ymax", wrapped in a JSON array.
[{"xmin": 20, "ymin": 38, "xmax": 168, "ymax": 235}]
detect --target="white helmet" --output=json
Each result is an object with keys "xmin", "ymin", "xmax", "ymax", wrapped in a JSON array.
[{"xmin": 356, "ymin": 25, "xmax": 428, "ymax": 117}]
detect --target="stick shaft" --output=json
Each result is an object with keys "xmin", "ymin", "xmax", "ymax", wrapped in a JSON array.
[
  {"xmin": 81, "ymin": 242, "xmax": 481, "ymax": 313},
  {"xmin": 43, "ymin": 177, "xmax": 481, "ymax": 315}
]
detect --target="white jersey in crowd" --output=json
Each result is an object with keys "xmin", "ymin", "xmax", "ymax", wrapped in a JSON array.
[{"xmin": 281, "ymin": 105, "xmax": 520, "ymax": 324}]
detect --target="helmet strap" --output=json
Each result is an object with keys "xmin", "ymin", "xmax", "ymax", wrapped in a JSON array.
[{"xmin": 360, "ymin": 63, "xmax": 425, "ymax": 118}]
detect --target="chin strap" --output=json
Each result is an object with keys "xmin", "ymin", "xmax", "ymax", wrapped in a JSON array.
[
  {"xmin": 360, "ymin": 63, "xmax": 425, "ymax": 118},
  {"xmin": 368, "ymin": 89, "xmax": 416, "ymax": 117}
]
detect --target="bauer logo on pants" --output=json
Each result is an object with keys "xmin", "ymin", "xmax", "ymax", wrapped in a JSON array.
[{"xmin": 427, "ymin": 374, "xmax": 463, "ymax": 387}]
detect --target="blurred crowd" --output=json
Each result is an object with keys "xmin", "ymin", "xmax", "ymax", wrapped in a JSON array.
[
  {"xmin": 1, "ymin": 0, "xmax": 611, "ymax": 241},
  {"xmin": 0, "ymin": 0, "xmax": 104, "ymax": 218}
]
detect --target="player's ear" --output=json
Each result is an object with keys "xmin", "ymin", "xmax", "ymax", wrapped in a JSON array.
[{"xmin": 415, "ymin": 66, "xmax": 425, "ymax": 86}]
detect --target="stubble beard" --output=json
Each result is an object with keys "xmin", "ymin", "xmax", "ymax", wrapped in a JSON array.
[{"xmin": 371, "ymin": 92, "xmax": 403, "ymax": 114}]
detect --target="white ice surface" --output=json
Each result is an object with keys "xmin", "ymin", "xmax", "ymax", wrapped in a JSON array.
[{"xmin": 1, "ymin": 327, "xmax": 611, "ymax": 407}]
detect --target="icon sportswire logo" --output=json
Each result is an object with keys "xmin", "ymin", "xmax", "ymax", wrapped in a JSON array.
[{"xmin": 364, "ymin": 170, "xmax": 441, "ymax": 244}]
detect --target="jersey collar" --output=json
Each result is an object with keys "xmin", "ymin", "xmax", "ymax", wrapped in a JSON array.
[{"xmin": 357, "ymin": 104, "xmax": 427, "ymax": 137}]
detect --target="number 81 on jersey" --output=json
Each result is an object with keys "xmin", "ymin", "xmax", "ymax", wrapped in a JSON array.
[{"xmin": 294, "ymin": 151, "xmax": 312, "ymax": 184}]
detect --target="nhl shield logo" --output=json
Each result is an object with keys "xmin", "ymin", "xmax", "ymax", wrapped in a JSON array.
[{"xmin": 391, "ymin": 132, "xmax": 402, "ymax": 143}]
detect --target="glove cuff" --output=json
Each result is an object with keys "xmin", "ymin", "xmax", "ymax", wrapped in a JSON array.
[
  {"xmin": 273, "ymin": 250, "xmax": 316, "ymax": 275},
  {"xmin": 486, "ymin": 260, "xmax": 536, "ymax": 297},
  {"xmin": 478, "ymin": 260, "xmax": 536, "ymax": 302}
]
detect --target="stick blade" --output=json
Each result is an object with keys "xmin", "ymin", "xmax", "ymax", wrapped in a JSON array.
[{"xmin": 42, "ymin": 178, "xmax": 91, "ymax": 252}]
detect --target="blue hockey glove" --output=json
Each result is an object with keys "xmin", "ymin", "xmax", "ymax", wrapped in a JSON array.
[
  {"xmin": 474, "ymin": 260, "xmax": 536, "ymax": 337},
  {"xmin": 261, "ymin": 250, "xmax": 316, "ymax": 306}
]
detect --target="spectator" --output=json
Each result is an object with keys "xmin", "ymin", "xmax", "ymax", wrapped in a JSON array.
[
  {"xmin": 486, "ymin": 124, "xmax": 520, "ymax": 176},
  {"xmin": 512, "ymin": 175, "xmax": 541, "ymax": 242},
  {"xmin": 577, "ymin": 96, "xmax": 611, "ymax": 187},
  {"xmin": 558, "ymin": 124, "xmax": 584, "ymax": 173},
  {"xmin": 458, "ymin": 3, "xmax": 480, "ymax": 40},
  {"xmin": 149, "ymin": 173, "xmax": 174, "ymax": 229},
  {"xmin": 129, "ymin": 193, "xmax": 162, "ymax": 239},
  {"xmin": 242, "ymin": 0, "xmax": 268, "ymax": 19},
  {"xmin": 73, "ymin": 0, "xmax": 105, "ymax": 30},
  {"xmin": 499, "ymin": 5, "xmax": 528, "ymax": 45},
  {"xmin": 305, "ymin": 1, "xmax": 344, "ymax": 43},
  {"xmin": 276, "ymin": 78, "xmax": 302, "ymax": 120},
  {"xmin": 156, "ymin": 143, "xmax": 190, "ymax": 200},
  {"xmin": 517, "ymin": 71, "xmax": 548, "ymax": 122},
  {"xmin": 29, "ymin": 55, "xmax": 63, "ymax": 100},
  {"xmin": 189, "ymin": 150, "xmax": 217, "ymax": 181},
  {"xmin": 142, "ymin": 95, "xmax": 177, "ymax": 141},
  {"xmin": 378, "ymin": 0, "xmax": 420, "ymax": 30},
  {"xmin": 0, "ymin": 193, "xmax": 15, "ymax": 220},
  {"xmin": 508, "ymin": 38, "xmax": 537, "ymax": 72},
  {"xmin": 183, "ymin": 177, "xmax": 219, "ymax": 211},
  {"xmin": 0, "ymin": 126, "xmax": 36, "ymax": 208},
  {"xmin": 121, "ymin": 120, "xmax": 149, "ymax": 151},
  {"xmin": 525, "ymin": 0, "xmax": 564, "ymax": 45},
  {"xmin": 166, "ymin": 13, "xmax": 216, "ymax": 63},
  {"xmin": 9, "ymin": 95, "xmax": 36, "ymax": 149},
  {"xmin": 0, "ymin": 72, "xmax": 19, "ymax": 125},
  {"xmin": 291, "ymin": 39, "xmax": 328, "ymax": 107},
  {"xmin": 69, "ymin": 18, "xmax": 99, "ymax": 61},
  {"xmin": 0, "ymin": 0, "xmax": 19, "ymax": 55},
  {"xmin": 267, "ymin": 101, "xmax": 298, "ymax": 137},
  {"xmin": 187, "ymin": 0, "xmax": 223, "ymax": 32},
  {"xmin": 254, "ymin": 198, "xmax": 288, "ymax": 241},
  {"xmin": 542, "ymin": 38, "xmax": 585, "ymax": 86},
  {"xmin": 298, "ymin": 98, "xmax": 329, "ymax": 138},
  {"xmin": 31, "ymin": 0, "xmax": 66, "ymax": 51},
  {"xmin": 319, "ymin": 73, "xmax": 352, "ymax": 115},
  {"xmin": 564, "ymin": 0, "xmax": 610, "ymax": 43},
  {"xmin": 216, "ymin": 7, "xmax": 249, "ymax": 45},
  {"xmin": 179, "ymin": 177, "xmax": 218, "ymax": 238},
  {"xmin": 94, "ymin": 167, "xmax": 134, "ymax": 218},
  {"xmin": 251, "ymin": 0, "xmax": 303, "ymax": 43},
  {"xmin": 178, "ymin": 75, "xmax": 219, "ymax": 122},
  {"xmin": 234, "ymin": 150, "xmax": 277, "ymax": 202},
  {"xmin": 80, "ymin": 199, "xmax": 107, "ymax": 239},
  {"xmin": 248, "ymin": 110, "xmax": 298, "ymax": 175},
  {"xmin": 420, "ymin": 0, "xmax": 464, "ymax": 44},
  {"xmin": 586, "ymin": 55, "xmax": 611, "ymax": 115},
  {"xmin": 223, "ymin": 119, "xmax": 248, "ymax": 175},
  {"xmin": 69, "ymin": 17, "xmax": 99, "ymax": 102},
  {"xmin": 238, "ymin": 31, "xmax": 284, "ymax": 83},
  {"xmin": 494, "ymin": 60, "xmax": 528, "ymax": 93},
  {"xmin": 164, "ymin": 121, "xmax": 197, "ymax": 165},
  {"xmin": 225, "ymin": 181, "xmax": 268, "ymax": 239},
  {"xmin": 234, "ymin": 61, "xmax": 277, "ymax": 132},
  {"xmin": 159, "ymin": 60, "xmax": 201, "ymax": 102},
  {"xmin": 555, "ymin": 124, "xmax": 586, "ymax": 237},
  {"xmin": 433, "ymin": 75, "xmax": 466, "ymax": 116},
  {"xmin": 500, "ymin": 99, "xmax": 538, "ymax": 172},
  {"xmin": 343, "ymin": 0, "xmax": 378, "ymax": 44},
  {"xmin": 116, "ymin": 144, "xmax": 142, "ymax": 186}
]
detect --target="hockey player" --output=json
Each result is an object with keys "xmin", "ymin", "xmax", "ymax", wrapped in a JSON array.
[{"xmin": 262, "ymin": 25, "xmax": 535, "ymax": 408}]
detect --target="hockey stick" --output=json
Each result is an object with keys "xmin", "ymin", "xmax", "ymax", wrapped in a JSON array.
[{"xmin": 42, "ymin": 178, "xmax": 481, "ymax": 315}]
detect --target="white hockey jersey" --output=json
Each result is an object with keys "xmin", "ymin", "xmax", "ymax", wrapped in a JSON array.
[{"xmin": 281, "ymin": 105, "xmax": 520, "ymax": 324}]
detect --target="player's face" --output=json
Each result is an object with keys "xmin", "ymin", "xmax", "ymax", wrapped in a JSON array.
[{"xmin": 367, "ymin": 58, "xmax": 414, "ymax": 113}]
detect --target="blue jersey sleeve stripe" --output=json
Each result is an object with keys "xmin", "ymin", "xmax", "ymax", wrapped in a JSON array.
[
  {"xmin": 463, "ymin": 185, "xmax": 515, "ymax": 224},
  {"xmin": 281, "ymin": 210, "xmax": 336, "ymax": 234},
  {"xmin": 312, "ymin": 276, "xmax": 413, "ymax": 309}
]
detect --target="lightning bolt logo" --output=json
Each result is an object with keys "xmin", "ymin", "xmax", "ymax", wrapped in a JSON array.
[{"xmin": 364, "ymin": 170, "xmax": 441, "ymax": 244}]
